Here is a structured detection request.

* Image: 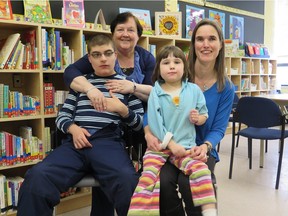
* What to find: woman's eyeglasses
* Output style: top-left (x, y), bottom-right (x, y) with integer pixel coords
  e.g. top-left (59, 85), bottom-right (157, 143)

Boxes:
top-left (90, 51), bottom-right (114, 59)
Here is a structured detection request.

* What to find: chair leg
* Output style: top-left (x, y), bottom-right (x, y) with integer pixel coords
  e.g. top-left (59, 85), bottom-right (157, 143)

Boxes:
top-left (275, 139), bottom-right (285, 189)
top-left (236, 123), bottom-right (242, 147)
top-left (248, 138), bottom-right (252, 169)
top-left (265, 140), bottom-right (268, 153)
top-left (229, 122), bottom-right (237, 179)
top-left (217, 142), bottom-right (220, 152)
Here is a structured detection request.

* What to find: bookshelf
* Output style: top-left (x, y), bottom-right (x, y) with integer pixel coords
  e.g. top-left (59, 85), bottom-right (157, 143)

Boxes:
top-left (0, 18), bottom-right (277, 215)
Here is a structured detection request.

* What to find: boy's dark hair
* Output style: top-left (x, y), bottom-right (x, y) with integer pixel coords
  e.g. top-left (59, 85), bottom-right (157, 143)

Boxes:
top-left (110, 12), bottom-right (143, 38)
top-left (152, 46), bottom-right (192, 83)
top-left (87, 34), bottom-right (114, 53)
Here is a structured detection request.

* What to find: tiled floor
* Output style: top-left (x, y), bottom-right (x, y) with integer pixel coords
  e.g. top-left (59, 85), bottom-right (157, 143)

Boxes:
top-left (58, 133), bottom-right (288, 216)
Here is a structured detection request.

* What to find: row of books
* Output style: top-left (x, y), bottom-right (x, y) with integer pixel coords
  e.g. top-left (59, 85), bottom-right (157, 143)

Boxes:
top-left (0, 83), bottom-right (40, 118)
top-left (42, 28), bottom-right (75, 70)
top-left (0, 174), bottom-right (23, 212)
top-left (0, 30), bottom-right (38, 70)
top-left (44, 82), bottom-right (68, 114)
top-left (0, 127), bottom-right (45, 167)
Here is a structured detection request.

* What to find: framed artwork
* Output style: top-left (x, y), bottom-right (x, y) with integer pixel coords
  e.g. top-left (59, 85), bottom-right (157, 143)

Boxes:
top-left (185, 5), bottom-right (204, 39)
top-left (119, 8), bottom-right (152, 35)
top-left (0, 0), bottom-right (13, 20)
top-left (155, 11), bottom-right (182, 38)
top-left (209, 9), bottom-right (225, 38)
top-left (229, 15), bottom-right (244, 48)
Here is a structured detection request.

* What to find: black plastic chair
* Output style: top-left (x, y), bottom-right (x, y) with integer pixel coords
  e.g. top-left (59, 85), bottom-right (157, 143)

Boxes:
top-left (229, 96), bottom-right (288, 189)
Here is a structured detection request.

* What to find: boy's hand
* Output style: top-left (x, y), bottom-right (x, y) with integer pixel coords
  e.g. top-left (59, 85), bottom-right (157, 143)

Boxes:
top-left (106, 90), bottom-right (129, 117)
top-left (68, 124), bottom-right (92, 149)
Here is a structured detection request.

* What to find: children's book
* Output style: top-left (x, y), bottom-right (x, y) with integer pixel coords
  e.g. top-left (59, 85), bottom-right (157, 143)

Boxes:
top-left (0, 0), bottom-right (13, 20)
top-left (23, 0), bottom-right (52, 24)
top-left (185, 5), bottom-right (204, 39)
top-left (63, 0), bottom-right (85, 28)
top-left (119, 8), bottom-right (153, 35)
top-left (155, 11), bottom-right (182, 38)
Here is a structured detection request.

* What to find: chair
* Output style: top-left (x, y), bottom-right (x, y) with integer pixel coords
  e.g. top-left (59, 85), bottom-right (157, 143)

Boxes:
top-left (217, 93), bottom-right (240, 152)
top-left (228, 96), bottom-right (288, 189)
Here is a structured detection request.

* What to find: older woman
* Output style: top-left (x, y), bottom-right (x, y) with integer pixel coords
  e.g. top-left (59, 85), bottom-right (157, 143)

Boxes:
top-left (63, 12), bottom-right (155, 216)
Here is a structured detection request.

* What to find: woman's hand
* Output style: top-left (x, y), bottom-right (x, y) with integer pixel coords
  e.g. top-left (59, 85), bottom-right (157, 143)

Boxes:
top-left (190, 145), bottom-right (208, 162)
top-left (106, 79), bottom-right (134, 94)
top-left (87, 87), bottom-right (107, 112)
top-left (68, 124), bottom-right (92, 149)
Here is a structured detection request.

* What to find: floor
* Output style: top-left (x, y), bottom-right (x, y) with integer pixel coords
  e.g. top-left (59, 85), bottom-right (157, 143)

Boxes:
top-left (58, 133), bottom-right (288, 216)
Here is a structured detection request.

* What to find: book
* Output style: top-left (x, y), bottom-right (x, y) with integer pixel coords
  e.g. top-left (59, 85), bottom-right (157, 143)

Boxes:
top-left (0, 33), bottom-right (21, 69)
top-left (119, 8), bottom-right (153, 35)
top-left (23, 0), bottom-right (52, 24)
top-left (0, 0), bottom-right (13, 20)
top-left (63, 0), bottom-right (85, 28)
top-left (155, 11), bottom-right (182, 38)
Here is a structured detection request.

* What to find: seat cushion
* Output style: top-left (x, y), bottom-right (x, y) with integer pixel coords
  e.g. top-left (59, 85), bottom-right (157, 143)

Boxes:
top-left (238, 127), bottom-right (288, 140)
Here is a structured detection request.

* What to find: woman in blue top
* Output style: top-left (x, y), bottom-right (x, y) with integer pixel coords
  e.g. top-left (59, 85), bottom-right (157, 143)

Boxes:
top-left (64, 12), bottom-right (155, 216)
top-left (144, 19), bottom-right (235, 215)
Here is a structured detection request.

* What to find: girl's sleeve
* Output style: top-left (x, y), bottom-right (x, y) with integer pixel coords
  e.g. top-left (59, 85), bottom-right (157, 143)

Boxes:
top-left (147, 89), bottom-right (168, 142)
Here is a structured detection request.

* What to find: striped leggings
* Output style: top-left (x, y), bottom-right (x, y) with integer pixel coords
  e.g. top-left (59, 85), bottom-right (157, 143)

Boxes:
top-left (128, 149), bottom-right (216, 216)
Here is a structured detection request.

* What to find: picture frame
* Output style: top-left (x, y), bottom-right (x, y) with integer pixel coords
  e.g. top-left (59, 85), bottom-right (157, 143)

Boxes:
top-left (119, 8), bottom-right (153, 35)
top-left (0, 0), bottom-right (13, 20)
top-left (155, 11), bottom-right (182, 38)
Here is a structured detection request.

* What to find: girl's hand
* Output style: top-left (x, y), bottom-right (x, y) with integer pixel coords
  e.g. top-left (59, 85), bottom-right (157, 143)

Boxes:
top-left (106, 79), bottom-right (134, 94)
top-left (168, 142), bottom-right (187, 157)
top-left (87, 87), bottom-right (107, 112)
top-left (189, 109), bottom-right (199, 124)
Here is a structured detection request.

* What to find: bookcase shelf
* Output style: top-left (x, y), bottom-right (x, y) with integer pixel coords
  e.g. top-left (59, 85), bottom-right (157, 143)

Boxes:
top-left (0, 19), bottom-right (277, 214)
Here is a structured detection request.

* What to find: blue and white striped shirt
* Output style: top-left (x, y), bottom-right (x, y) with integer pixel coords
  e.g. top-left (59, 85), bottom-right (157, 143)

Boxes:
top-left (56, 73), bottom-right (144, 134)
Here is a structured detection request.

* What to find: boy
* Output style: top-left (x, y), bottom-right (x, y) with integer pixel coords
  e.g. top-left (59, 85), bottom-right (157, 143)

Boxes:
top-left (17, 34), bottom-right (144, 216)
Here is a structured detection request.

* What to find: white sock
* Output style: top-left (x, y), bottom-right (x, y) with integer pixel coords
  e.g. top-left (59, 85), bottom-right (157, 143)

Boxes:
top-left (202, 208), bottom-right (217, 216)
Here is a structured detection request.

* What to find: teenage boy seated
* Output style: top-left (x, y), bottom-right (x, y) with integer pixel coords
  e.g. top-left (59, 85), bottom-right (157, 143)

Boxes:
top-left (17, 34), bottom-right (144, 216)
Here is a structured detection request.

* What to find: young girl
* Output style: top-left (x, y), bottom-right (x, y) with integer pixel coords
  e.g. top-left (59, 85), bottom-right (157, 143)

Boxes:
top-left (128, 46), bottom-right (217, 216)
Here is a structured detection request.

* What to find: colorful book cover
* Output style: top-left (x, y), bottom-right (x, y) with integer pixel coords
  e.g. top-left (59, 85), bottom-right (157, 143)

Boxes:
top-left (119, 8), bottom-right (152, 35)
top-left (155, 11), bottom-right (182, 38)
top-left (23, 0), bottom-right (52, 24)
top-left (229, 15), bottom-right (244, 48)
top-left (0, 0), bottom-right (13, 20)
top-left (185, 5), bottom-right (204, 39)
top-left (209, 9), bottom-right (225, 38)
top-left (63, 0), bottom-right (85, 28)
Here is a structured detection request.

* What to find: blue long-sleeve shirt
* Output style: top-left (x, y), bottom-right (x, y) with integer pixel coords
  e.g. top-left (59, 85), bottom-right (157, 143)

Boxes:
top-left (56, 73), bottom-right (144, 134)
top-left (196, 79), bottom-right (234, 162)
